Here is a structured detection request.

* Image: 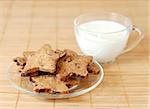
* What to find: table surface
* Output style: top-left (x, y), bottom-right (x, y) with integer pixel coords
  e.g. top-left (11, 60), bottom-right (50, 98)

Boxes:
top-left (0, 0), bottom-right (149, 109)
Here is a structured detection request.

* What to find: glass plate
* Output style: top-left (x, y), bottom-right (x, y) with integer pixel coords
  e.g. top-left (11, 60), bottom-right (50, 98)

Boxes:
top-left (7, 61), bottom-right (104, 99)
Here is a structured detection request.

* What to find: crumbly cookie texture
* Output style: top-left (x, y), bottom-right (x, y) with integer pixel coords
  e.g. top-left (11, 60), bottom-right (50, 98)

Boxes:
top-left (23, 51), bottom-right (35, 60)
top-left (23, 44), bottom-right (65, 76)
top-left (87, 63), bottom-right (100, 74)
top-left (30, 75), bottom-right (69, 94)
top-left (13, 57), bottom-right (26, 66)
top-left (65, 78), bottom-right (79, 88)
top-left (56, 49), bottom-right (93, 81)
top-left (21, 68), bottom-right (42, 77)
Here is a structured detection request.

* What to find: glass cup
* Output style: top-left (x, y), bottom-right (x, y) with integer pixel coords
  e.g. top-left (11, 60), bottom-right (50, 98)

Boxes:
top-left (74, 12), bottom-right (144, 63)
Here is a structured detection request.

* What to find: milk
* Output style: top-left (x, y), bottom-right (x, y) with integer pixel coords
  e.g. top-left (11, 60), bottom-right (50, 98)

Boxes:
top-left (75, 20), bottom-right (130, 63)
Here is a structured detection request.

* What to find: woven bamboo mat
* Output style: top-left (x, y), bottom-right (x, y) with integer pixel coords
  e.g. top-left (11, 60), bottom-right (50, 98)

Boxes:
top-left (0, 0), bottom-right (149, 109)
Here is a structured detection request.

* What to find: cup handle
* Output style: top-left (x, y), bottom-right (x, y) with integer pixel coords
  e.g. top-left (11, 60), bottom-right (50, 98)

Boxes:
top-left (121, 25), bottom-right (144, 55)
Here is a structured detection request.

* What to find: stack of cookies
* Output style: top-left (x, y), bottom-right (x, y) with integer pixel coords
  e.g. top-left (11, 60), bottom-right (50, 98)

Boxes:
top-left (13, 44), bottom-right (100, 94)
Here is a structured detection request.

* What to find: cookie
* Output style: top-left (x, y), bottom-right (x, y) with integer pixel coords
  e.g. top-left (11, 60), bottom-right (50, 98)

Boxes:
top-left (30, 75), bottom-right (69, 94)
top-left (23, 44), bottom-right (65, 76)
top-left (87, 63), bottom-right (100, 74)
top-left (56, 49), bottom-right (93, 81)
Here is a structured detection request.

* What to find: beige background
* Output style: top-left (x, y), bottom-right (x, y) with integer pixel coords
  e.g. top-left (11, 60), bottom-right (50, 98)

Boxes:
top-left (0, 0), bottom-right (149, 109)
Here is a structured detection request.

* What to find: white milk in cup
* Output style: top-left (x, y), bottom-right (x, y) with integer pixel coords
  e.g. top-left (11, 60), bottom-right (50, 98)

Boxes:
top-left (74, 13), bottom-right (144, 63)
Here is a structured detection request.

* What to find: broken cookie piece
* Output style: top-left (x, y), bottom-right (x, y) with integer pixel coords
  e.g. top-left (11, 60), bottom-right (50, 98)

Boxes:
top-left (56, 49), bottom-right (93, 81)
top-left (87, 63), bottom-right (100, 74)
top-left (23, 44), bottom-right (65, 76)
top-left (30, 75), bottom-right (69, 94)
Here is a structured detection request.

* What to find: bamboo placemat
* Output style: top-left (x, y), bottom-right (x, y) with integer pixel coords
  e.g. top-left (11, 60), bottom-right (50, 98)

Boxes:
top-left (0, 0), bottom-right (149, 109)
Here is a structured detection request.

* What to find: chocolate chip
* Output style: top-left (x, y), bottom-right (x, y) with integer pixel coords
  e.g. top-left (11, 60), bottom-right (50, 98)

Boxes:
top-left (23, 63), bottom-right (26, 66)
top-left (13, 59), bottom-right (17, 62)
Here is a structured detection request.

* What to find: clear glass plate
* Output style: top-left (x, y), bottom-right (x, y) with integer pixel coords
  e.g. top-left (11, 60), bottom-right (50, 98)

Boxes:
top-left (7, 61), bottom-right (104, 99)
